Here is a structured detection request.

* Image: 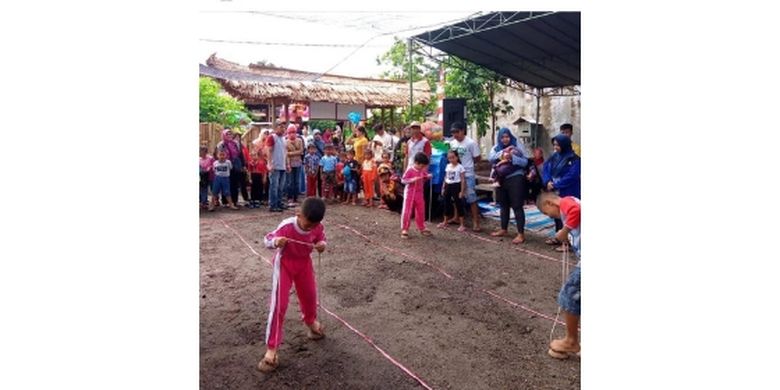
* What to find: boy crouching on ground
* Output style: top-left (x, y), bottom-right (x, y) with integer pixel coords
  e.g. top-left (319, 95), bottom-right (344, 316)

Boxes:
top-left (537, 191), bottom-right (581, 359)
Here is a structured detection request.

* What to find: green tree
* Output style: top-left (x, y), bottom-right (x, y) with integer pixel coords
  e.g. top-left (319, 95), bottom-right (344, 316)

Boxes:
top-left (442, 57), bottom-right (512, 139)
top-left (375, 38), bottom-right (438, 123)
top-left (199, 77), bottom-right (251, 129)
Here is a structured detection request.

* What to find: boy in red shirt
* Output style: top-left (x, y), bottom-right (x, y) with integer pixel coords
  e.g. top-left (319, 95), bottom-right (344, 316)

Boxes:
top-left (537, 191), bottom-right (581, 359)
top-left (258, 197), bottom-right (327, 373)
top-left (248, 152), bottom-right (268, 208)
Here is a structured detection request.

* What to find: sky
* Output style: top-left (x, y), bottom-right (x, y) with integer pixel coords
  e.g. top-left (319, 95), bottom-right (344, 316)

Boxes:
top-left (198, 7), bottom-right (478, 78)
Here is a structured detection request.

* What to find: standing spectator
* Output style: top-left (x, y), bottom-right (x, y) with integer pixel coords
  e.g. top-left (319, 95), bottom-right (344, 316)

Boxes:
top-left (559, 123), bottom-right (581, 157)
top-left (488, 128), bottom-right (530, 245)
top-left (322, 127), bottom-right (333, 144)
top-left (303, 144), bottom-right (321, 197)
top-left (215, 128), bottom-right (249, 207)
top-left (285, 124), bottom-right (304, 207)
top-left (392, 126), bottom-right (412, 175)
top-left (438, 150), bottom-right (467, 231)
top-left (542, 134), bottom-right (581, 251)
top-left (346, 126), bottom-right (369, 195)
top-left (199, 145), bottom-right (214, 209)
top-left (265, 123), bottom-right (290, 212)
top-left (372, 124), bottom-right (396, 162)
top-left (361, 149), bottom-right (378, 207)
top-left (404, 121), bottom-right (431, 172)
top-left (319, 144), bottom-right (338, 202)
top-left (248, 151), bottom-right (268, 208)
top-left (447, 122), bottom-right (482, 232)
top-left (400, 152), bottom-right (433, 238)
top-left (208, 150), bottom-right (239, 211)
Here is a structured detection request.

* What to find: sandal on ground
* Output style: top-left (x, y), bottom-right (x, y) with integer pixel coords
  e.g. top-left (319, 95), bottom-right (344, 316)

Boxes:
top-left (229, 205), bottom-right (239, 210)
top-left (490, 230), bottom-right (507, 237)
top-left (457, 226), bottom-right (467, 232)
top-left (257, 355), bottom-right (279, 373)
top-left (545, 238), bottom-right (562, 246)
top-left (512, 234), bottom-right (526, 244)
top-left (306, 323), bottom-right (325, 340)
top-left (554, 244), bottom-right (570, 252)
top-left (437, 222), bottom-right (448, 229)
top-left (401, 231), bottom-right (409, 239)
top-left (471, 227), bottom-right (482, 233)
top-left (548, 339), bottom-right (580, 360)
top-left (421, 230), bottom-right (433, 237)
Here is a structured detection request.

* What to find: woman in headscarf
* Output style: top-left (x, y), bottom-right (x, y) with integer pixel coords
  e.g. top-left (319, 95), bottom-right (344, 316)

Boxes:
top-left (215, 128), bottom-right (249, 207)
top-left (488, 127), bottom-right (530, 244)
top-left (542, 134), bottom-right (581, 251)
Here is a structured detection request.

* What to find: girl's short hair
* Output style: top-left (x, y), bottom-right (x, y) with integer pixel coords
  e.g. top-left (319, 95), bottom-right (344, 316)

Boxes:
top-left (447, 149), bottom-right (461, 163)
top-left (413, 152), bottom-right (429, 165)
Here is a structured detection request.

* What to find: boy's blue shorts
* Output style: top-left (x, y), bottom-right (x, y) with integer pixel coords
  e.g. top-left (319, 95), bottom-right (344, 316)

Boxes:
top-left (212, 176), bottom-right (231, 198)
top-left (557, 266), bottom-right (581, 315)
top-left (344, 179), bottom-right (357, 194)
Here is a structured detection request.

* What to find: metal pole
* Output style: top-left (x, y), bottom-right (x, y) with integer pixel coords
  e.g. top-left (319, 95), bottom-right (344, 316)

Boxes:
top-left (535, 88), bottom-right (542, 148)
top-left (490, 82), bottom-right (495, 144)
top-left (408, 38), bottom-right (414, 121)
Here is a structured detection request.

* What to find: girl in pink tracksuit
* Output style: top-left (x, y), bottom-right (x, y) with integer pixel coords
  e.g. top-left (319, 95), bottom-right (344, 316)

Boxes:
top-left (400, 152), bottom-right (433, 238)
top-left (257, 198), bottom-right (327, 373)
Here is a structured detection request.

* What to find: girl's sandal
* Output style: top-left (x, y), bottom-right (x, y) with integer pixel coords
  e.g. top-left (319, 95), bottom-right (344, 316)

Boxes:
top-left (421, 230), bottom-right (433, 237)
top-left (512, 234), bottom-right (526, 245)
top-left (548, 348), bottom-right (581, 360)
top-left (545, 238), bottom-right (561, 246)
top-left (257, 355), bottom-right (279, 373)
top-left (401, 231), bottom-right (409, 239)
top-left (437, 222), bottom-right (448, 229)
top-left (457, 226), bottom-right (467, 232)
top-left (306, 323), bottom-right (326, 340)
top-left (554, 244), bottom-right (570, 252)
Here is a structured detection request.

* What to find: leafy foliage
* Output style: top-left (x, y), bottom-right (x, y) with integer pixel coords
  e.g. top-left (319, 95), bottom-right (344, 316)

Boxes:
top-left (308, 120), bottom-right (337, 132)
top-left (375, 38), bottom-right (438, 123)
top-left (442, 57), bottom-right (512, 139)
top-left (199, 77), bottom-right (250, 128)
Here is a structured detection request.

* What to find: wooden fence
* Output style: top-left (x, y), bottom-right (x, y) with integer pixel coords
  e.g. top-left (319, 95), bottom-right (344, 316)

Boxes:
top-left (199, 123), bottom-right (268, 153)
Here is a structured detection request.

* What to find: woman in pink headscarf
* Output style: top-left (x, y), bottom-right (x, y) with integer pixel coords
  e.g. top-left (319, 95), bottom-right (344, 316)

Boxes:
top-left (214, 127), bottom-right (249, 206)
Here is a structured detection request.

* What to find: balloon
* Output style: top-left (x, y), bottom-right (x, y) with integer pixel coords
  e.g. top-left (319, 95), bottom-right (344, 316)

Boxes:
top-left (347, 111), bottom-right (362, 125)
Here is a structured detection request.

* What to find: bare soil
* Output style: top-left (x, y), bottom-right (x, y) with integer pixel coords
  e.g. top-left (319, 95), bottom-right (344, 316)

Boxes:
top-left (200, 202), bottom-right (580, 389)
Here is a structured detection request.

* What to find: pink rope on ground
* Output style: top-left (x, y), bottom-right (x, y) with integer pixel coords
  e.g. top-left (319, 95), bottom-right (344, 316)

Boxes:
top-left (336, 223), bottom-right (453, 279)
top-left (219, 219), bottom-right (434, 390)
top-left (464, 231), bottom-right (576, 266)
top-left (335, 221), bottom-right (573, 329)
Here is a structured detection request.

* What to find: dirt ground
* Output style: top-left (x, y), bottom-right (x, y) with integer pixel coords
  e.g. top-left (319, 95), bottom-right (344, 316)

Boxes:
top-left (200, 202), bottom-right (580, 389)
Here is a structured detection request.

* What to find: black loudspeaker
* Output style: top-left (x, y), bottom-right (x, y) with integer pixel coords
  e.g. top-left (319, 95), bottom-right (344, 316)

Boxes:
top-left (442, 98), bottom-right (466, 138)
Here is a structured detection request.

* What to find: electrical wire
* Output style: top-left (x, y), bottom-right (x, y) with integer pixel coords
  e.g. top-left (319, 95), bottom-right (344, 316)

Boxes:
top-left (199, 38), bottom-right (385, 48)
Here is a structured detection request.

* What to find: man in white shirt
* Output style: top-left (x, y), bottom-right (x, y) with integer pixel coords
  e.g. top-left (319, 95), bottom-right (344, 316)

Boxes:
top-left (447, 122), bottom-right (482, 232)
top-left (371, 124), bottom-right (396, 162)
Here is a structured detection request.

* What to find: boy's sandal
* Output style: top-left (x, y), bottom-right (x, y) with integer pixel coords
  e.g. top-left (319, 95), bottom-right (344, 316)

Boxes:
top-left (307, 323), bottom-right (326, 340)
top-left (490, 230), bottom-right (507, 237)
top-left (436, 222), bottom-right (448, 229)
top-left (554, 245), bottom-right (570, 252)
top-left (512, 235), bottom-right (526, 245)
top-left (545, 238), bottom-right (562, 246)
top-left (400, 231), bottom-right (409, 239)
top-left (457, 226), bottom-right (467, 232)
top-left (421, 230), bottom-right (433, 237)
top-left (547, 348), bottom-right (581, 360)
top-left (257, 355), bottom-right (279, 373)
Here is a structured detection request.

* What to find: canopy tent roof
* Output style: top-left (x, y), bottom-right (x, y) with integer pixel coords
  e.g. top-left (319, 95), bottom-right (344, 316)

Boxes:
top-left (200, 54), bottom-right (431, 107)
top-left (412, 11), bottom-right (580, 89)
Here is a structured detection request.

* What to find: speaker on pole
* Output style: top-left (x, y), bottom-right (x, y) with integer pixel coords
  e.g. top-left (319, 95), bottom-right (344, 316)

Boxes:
top-left (442, 98), bottom-right (466, 138)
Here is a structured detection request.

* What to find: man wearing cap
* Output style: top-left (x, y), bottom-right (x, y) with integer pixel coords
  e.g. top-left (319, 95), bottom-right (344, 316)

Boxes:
top-left (404, 121), bottom-right (431, 172)
top-left (447, 122), bottom-right (483, 232)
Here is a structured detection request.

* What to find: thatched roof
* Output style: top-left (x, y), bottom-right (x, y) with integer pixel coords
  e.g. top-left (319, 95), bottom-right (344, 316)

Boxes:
top-left (200, 54), bottom-right (431, 107)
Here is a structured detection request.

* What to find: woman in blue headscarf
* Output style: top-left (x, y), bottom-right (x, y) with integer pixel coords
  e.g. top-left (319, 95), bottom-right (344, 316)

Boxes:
top-left (542, 134), bottom-right (581, 250)
top-left (488, 127), bottom-right (530, 244)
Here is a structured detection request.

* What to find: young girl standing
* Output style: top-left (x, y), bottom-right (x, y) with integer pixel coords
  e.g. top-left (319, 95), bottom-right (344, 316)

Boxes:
top-left (400, 152), bottom-right (433, 238)
top-left (438, 150), bottom-right (467, 231)
top-left (361, 149), bottom-right (378, 207)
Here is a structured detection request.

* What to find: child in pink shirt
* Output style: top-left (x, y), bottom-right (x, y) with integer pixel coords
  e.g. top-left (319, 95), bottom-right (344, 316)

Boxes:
top-left (258, 197), bottom-right (327, 373)
top-left (400, 152), bottom-right (433, 238)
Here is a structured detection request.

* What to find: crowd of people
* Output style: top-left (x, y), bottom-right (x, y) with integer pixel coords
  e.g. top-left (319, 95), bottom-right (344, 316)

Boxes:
top-left (200, 119), bottom-right (582, 366)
